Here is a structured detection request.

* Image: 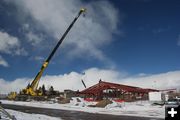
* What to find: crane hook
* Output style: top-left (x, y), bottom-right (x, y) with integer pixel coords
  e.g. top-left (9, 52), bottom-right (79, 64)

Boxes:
top-left (80, 8), bottom-right (86, 17)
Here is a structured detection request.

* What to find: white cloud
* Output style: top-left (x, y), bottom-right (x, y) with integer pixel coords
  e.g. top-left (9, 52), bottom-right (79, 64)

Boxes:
top-left (121, 71), bottom-right (180, 90)
top-left (1, 67), bottom-right (180, 94)
top-left (10, 0), bottom-right (120, 64)
top-left (39, 67), bottom-right (123, 91)
top-left (34, 56), bottom-right (44, 62)
top-left (26, 31), bottom-right (43, 46)
top-left (0, 31), bottom-right (27, 56)
top-left (21, 23), bottom-right (44, 46)
top-left (0, 78), bottom-right (30, 94)
top-left (39, 69), bottom-right (180, 92)
top-left (0, 55), bottom-right (9, 67)
top-left (22, 23), bottom-right (30, 30)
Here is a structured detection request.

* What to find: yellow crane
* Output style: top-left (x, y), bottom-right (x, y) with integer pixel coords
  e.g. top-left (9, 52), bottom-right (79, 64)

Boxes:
top-left (8, 8), bottom-right (86, 101)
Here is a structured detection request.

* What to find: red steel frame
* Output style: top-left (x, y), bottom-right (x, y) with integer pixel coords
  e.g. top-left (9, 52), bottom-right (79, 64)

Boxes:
top-left (79, 81), bottom-right (159, 96)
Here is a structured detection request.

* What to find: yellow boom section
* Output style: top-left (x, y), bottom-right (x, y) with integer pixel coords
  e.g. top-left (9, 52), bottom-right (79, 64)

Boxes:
top-left (30, 61), bottom-right (48, 91)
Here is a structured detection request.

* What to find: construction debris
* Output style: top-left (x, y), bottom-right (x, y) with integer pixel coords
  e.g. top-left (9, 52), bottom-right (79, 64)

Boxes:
top-left (95, 99), bottom-right (113, 108)
top-left (57, 97), bottom-right (71, 104)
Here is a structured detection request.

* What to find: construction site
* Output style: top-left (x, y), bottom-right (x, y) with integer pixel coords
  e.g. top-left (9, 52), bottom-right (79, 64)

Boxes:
top-left (0, 7), bottom-right (173, 104)
top-left (0, 1), bottom-right (180, 120)
top-left (0, 8), bottom-right (153, 102)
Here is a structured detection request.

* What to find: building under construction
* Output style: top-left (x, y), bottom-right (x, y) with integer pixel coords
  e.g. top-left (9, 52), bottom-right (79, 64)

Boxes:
top-left (79, 80), bottom-right (158, 102)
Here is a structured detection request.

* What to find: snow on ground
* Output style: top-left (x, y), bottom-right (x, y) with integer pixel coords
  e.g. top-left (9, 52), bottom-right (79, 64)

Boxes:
top-left (1, 98), bottom-right (165, 118)
top-left (1, 109), bottom-right (62, 120)
top-left (104, 101), bottom-right (164, 118)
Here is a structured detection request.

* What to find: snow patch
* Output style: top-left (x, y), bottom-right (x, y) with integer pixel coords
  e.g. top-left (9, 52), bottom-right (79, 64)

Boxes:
top-left (1, 99), bottom-right (165, 118)
top-left (2, 109), bottom-right (62, 120)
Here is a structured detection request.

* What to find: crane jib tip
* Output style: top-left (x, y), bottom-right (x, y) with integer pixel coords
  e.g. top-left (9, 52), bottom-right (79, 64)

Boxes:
top-left (80, 8), bottom-right (86, 13)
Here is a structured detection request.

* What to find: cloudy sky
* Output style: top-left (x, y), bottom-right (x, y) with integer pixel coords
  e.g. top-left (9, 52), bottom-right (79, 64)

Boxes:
top-left (0, 0), bottom-right (180, 93)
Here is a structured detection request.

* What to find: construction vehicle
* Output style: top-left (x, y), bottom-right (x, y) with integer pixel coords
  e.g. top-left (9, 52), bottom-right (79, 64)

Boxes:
top-left (7, 92), bottom-right (17, 100)
top-left (8, 8), bottom-right (86, 101)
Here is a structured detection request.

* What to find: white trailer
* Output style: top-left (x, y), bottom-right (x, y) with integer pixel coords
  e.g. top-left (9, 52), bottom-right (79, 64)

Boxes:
top-left (149, 92), bottom-right (162, 102)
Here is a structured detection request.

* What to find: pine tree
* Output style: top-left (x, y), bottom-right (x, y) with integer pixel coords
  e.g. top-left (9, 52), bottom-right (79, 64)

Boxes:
top-left (42, 84), bottom-right (46, 95)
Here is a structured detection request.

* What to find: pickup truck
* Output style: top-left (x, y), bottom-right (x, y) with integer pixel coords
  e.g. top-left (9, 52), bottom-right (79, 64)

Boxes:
top-left (165, 98), bottom-right (180, 119)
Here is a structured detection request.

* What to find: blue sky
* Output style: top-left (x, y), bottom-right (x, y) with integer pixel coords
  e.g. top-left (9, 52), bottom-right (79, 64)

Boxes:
top-left (0, 0), bottom-right (180, 93)
top-left (110, 0), bottom-right (180, 73)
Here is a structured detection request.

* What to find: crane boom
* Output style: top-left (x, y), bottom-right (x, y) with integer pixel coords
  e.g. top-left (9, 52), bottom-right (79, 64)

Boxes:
top-left (29, 8), bottom-right (86, 91)
top-left (81, 79), bottom-right (87, 88)
top-left (7, 8), bottom-right (86, 100)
